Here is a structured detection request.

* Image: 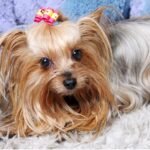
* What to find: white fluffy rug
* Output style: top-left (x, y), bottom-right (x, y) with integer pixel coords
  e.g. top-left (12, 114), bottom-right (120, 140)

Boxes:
top-left (1, 105), bottom-right (150, 149)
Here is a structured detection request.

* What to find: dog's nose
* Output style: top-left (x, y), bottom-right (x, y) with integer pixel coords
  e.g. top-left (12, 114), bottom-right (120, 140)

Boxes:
top-left (63, 78), bottom-right (77, 90)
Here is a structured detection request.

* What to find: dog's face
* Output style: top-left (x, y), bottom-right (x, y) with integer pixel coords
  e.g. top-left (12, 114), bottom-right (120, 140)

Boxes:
top-left (27, 22), bottom-right (87, 96)
top-left (0, 8), bottom-right (114, 136)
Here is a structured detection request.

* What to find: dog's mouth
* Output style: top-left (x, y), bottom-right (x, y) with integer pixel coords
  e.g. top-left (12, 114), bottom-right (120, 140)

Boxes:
top-left (64, 95), bottom-right (80, 112)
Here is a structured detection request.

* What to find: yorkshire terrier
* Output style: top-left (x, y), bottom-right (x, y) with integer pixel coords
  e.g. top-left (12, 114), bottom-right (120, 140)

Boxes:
top-left (0, 7), bottom-right (149, 137)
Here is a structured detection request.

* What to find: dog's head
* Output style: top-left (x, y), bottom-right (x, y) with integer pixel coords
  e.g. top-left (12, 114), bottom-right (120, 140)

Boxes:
top-left (0, 8), bottom-right (114, 136)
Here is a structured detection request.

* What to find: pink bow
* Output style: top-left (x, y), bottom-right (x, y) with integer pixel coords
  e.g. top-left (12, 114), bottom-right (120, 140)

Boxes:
top-left (34, 8), bottom-right (59, 25)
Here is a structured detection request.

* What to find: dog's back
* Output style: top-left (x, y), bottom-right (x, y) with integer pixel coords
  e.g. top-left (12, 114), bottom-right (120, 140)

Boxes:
top-left (108, 18), bottom-right (150, 112)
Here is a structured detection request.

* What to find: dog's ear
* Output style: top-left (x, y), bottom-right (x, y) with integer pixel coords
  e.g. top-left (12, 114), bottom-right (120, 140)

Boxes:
top-left (87, 7), bottom-right (107, 22)
top-left (0, 30), bottom-right (27, 53)
top-left (0, 30), bottom-right (27, 74)
top-left (0, 30), bottom-right (26, 49)
top-left (78, 7), bottom-right (112, 68)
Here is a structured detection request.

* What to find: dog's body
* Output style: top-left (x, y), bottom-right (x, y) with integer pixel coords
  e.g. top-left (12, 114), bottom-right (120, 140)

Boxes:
top-left (0, 8), bottom-right (149, 136)
top-left (109, 18), bottom-right (150, 112)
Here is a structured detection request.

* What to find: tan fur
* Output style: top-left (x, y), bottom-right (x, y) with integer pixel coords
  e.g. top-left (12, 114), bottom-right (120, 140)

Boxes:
top-left (0, 8), bottom-right (114, 136)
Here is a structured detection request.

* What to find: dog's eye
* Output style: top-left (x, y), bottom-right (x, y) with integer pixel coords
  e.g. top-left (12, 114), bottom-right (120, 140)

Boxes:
top-left (40, 57), bottom-right (53, 68)
top-left (72, 49), bottom-right (82, 61)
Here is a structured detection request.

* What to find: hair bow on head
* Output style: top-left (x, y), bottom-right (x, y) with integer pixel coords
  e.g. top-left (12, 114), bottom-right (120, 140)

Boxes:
top-left (34, 8), bottom-right (59, 25)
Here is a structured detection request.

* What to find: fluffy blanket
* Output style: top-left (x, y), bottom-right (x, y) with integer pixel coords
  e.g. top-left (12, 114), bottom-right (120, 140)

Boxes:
top-left (0, 105), bottom-right (150, 149)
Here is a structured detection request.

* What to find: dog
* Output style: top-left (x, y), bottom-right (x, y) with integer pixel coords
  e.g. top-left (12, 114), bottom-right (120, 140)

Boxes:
top-left (0, 7), bottom-right (149, 137)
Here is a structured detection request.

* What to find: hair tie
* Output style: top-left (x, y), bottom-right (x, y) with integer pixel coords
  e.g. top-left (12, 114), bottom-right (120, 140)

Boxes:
top-left (34, 8), bottom-right (59, 25)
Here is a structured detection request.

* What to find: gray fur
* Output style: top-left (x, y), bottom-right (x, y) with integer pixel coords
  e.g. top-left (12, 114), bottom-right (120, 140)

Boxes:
top-left (109, 18), bottom-right (150, 112)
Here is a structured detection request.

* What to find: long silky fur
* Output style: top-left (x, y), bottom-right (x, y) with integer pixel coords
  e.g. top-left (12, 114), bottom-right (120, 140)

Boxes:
top-left (0, 7), bottom-right (149, 137)
top-left (0, 8), bottom-right (114, 136)
top-left (109, 18), bottom-right (150, 112)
